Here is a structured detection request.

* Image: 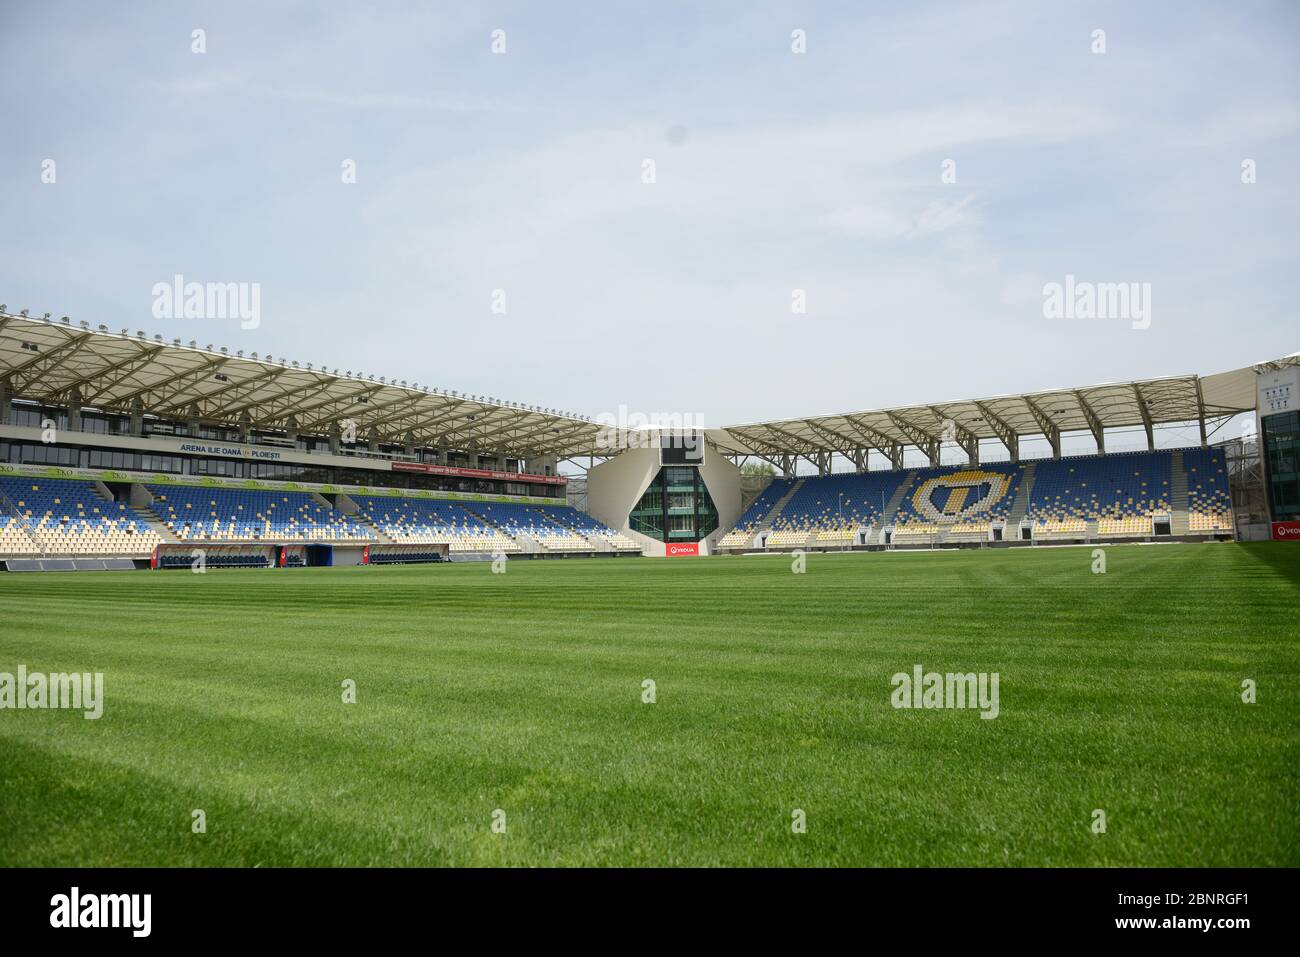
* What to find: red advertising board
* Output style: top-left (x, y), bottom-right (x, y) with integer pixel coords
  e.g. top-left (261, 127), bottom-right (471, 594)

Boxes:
top-left (391, 461), bottom-right (566, 485)
top-left (665, 542), bottom-right (699, 556)
top-left (1270, 521), bottom-right (1300, 541)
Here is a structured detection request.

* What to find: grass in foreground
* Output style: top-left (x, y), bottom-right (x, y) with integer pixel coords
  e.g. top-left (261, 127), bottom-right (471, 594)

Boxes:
top-left (1, 542), bottom-right (1297, 867)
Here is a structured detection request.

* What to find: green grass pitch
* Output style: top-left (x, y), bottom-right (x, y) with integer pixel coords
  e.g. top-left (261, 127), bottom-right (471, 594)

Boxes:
top-left (1, 542), bottom-right (1296, 867)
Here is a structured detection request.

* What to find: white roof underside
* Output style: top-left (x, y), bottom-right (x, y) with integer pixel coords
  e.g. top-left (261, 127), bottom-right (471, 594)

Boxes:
top-left (0, 313), bottom-right (609, 458)
top-left (707, 357), bottom-right (1293, 458)
top-left (0, 311), bottom-right (1291, 460)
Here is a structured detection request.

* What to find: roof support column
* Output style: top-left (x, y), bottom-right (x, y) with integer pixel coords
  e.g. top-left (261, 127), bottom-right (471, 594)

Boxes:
top-left (1024, 397), bottom-right (1061, 459)
top-left (973, 401), bottom-right (1019, 462)
top-left (129, 398), bottom-right (144, 436)
top-left (66, 387), bottom-right (83, 432)
top-left (1194, 378), bottom-right (1208, 448)
top-left (1075, 391), bottom-right (1105, 455)
top-left (1133, 385), bottom-right (1155, 450)
top-left (886, 412), bottom-right (941, 468)
top-left (0, 377), bottom-right (11, 425)
top-left (931, 406), bottom-right (979, 466)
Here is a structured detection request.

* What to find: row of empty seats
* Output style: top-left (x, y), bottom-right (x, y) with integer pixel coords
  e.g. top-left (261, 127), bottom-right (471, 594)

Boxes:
top-left (771, 472), bottom-right (908, 534)
top-left (528, 504), bottom-right (641, 551)
top-left (721, 448), bottom-right (1235, 547)
top-left (144, 485), bottom-right (371, 541)
top-left (893, 464), bottom-right (1024, 543)
top-left (0, 478), bottom-right (635, 558)
top-left (348, 496), bottom-right (521, 552)
top-left (157, 549), bottom-right (269, 569)
top-left (1026, 451), bottom-right (1172, 539)
top-left (352, 497), bottom-right (640, 553)
top-left (366, 548), bottom-right (445, 564)
top-left (1184, 448), bottom-right (1234, 532)
top-left (0, 478), bottom-right (161, 555)
top-left (717, 478), bottom-right (796, 547)
top-left (475, 502), bottom-right (594, 551)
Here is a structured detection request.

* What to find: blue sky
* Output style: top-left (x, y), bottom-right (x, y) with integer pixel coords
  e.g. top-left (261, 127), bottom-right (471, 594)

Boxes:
top-left (1, 1), bottom-right (1296, 430)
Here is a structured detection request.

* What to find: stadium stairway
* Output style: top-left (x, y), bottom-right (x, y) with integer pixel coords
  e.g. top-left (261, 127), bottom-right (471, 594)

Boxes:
top-left (510, 531), bottom-right (546, 554)
top-left (880, 471), bottom-right (918, 527)
top-left (525, 506), bottom-right (613, 552)
top-left (758, 479), bottom-right (805, 531)
top-left (130, 504), bottom-right (178, 544)
top-left (1003, 461), bottom-right (1037, 531)
top-left (458, 504), bottom-right (538, 551)
top-left (1170, 450), bottom-right (1190, 535)
top-left (0, 487), bottom-right (45, 555)
top-left (332, 494), bottom-right (394, 543)
top-left (119, 485), bottom-right (177, 544)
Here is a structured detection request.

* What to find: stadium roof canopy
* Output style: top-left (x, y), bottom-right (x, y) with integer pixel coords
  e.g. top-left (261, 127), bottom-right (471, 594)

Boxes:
top-left (707, 357), bottom-right (1289, 463)
top-left (0, 309), bottom-right (1290, 464)
top-left (0, 312), bottom-right (614, 459)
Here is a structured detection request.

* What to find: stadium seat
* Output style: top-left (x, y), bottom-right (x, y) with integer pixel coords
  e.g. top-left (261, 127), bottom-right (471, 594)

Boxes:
top-left (720, 478), bottom-right (794, 547)
top-left (0, 477), bottom-right (160, 556)
top-left (348, 496), bottom-right (520, 552)
top-left (1027, 451), bottom-right (1171, 540)
top-left (767, 472), bottom-right (909, 540)
top-left (1183, 448), bottom-right (1234, 533)
top-left (714, 448), bottom-right (1230, 549)
top-left (892, 463), bottom-right (1022, 540)
top-left (143, 485), bottom-right (373, 543)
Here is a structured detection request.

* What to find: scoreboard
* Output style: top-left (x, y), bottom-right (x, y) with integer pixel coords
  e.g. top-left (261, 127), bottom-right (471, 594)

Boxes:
top-left (660, 431), bottom-right (705, 466)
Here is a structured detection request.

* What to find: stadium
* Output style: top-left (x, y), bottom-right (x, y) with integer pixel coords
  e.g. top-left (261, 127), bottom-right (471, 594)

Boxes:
top-left (1, 4), bottom-right (1298, 902)
top-left (0, 311), bottom-right (1294, 566)
top-left (0, 307), bottom-right (1296, 869)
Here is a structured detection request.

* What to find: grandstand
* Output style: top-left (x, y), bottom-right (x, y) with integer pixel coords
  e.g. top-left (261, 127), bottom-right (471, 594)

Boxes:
top-left (0, 309), bottom-right (1294, 568)
top-left (0, 470), bottom-right (642, 565)
top-left (885, 464), bottom-right (1017, 544)
top-left (1183, 447), bottom-right (1235, 533)
top-left (767, 471), bottom-right (909, 548)
top-left (145, 485), bottom-right (372, 542)
top-left (523, 504), bottom-right (641, 552)
top-left (350, 496), bottom-right (521, 554)
top-left (716, 477), bottom-right (794, 549)
top-left (0, 476), bottom-right (160, 556)
top-left (713, 449), bottom-right (1234, 550)
top-left (1026, 451), bottom-right (1171, 540)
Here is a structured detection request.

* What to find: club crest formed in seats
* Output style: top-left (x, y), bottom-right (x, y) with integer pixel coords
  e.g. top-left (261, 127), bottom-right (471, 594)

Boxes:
top-left (909, 469), bottom-right (1014, 524)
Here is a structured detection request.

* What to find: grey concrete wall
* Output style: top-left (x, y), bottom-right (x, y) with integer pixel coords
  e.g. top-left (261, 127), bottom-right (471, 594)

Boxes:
top-left (586, 446), bottom-right (659, 538)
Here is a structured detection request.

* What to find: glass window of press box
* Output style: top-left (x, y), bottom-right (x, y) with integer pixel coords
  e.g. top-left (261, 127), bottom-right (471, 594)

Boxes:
top-left (1262, 411), bottom-right (1300, 521)
top-left (628, 466), bottom-right (719, 541)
